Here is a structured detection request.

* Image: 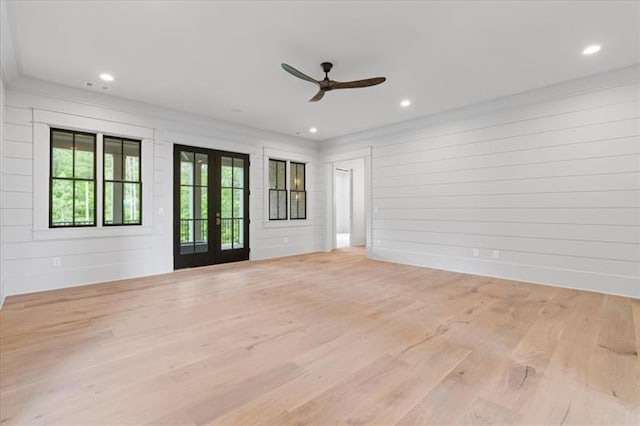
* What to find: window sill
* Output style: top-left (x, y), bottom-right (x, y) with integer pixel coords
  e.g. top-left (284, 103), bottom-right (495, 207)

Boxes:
top-left (32, 225), bottom-right (154, 241)
top-left (263, 220), bottom-right (312, 229)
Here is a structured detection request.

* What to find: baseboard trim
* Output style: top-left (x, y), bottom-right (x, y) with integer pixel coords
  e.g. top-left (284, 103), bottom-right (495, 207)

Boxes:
top-left (370, 247), bottom-right (639, 299)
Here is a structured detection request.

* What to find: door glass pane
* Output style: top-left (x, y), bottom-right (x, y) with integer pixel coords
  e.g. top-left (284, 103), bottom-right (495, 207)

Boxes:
top-left (195, 153), bottom-right (208, 186)
top-left (194, 219), bottom-right (208, 253)
top-left (180, 152), bottom-right (194, 185)
top-left (233, 219), bottom-right (244, 249)
top-left (221, 188), bottom-right (232, 218)
top-left (221, 156), bottom-right (233, 187)
top-left (220, 218), bottom-right (232, 249)
top-left (233, 158), bottom-right (244, 188)
top-left (233, 189), bottom-right (243, 218)
top-left (181, 186), bottom-right (193, 219)
top-left (180, 219), bottom-right (194, 254)
top-left (196, 187), bottom-right (207, 219)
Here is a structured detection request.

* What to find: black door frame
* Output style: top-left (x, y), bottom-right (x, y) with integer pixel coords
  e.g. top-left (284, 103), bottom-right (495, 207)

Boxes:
top-left (173, 144), bottom-right (250, 269)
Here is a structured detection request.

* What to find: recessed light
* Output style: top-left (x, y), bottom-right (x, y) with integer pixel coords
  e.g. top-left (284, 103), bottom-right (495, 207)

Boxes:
top-left (99, 73), bottom-right (114, 82)
top-left (582, 45), bottom-right (601, 55)
top-left (400, 99), bottom-right (411, 107)
top-left (309, 127), bottom-right (318, 133)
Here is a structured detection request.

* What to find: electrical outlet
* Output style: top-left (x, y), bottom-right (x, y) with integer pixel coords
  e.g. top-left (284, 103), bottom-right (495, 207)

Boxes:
top-left (375, 239), bottom-right (382, 247)
top-left (53, 257), bottom-right (62, 267)
top-left (473, 248), bottom-right (479, 257)
top-left (493, 250), bottom-right (500, 259)
top-left (158, 207), bottom-right (165, 216)
top-left (374, 207), bottom-right (379, 214)
top-left (283, 237), bottom-right (289, 243)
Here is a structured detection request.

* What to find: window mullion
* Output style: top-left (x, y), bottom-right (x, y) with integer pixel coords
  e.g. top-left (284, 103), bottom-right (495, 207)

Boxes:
top-left (71, 133), bottom-right (76, 226)
top-left (120, 139), bottom-right (125, 225)
top-left (97, 133), bottom-right (103, 228)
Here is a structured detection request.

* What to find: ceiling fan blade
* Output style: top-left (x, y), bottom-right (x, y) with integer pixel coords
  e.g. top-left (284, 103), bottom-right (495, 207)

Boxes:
top-left (329, 77), bottom-right (386, 90)
top-left (308, 89), bottom-right (325, 102)
top-left (281, 63), bottom-right (320, 85)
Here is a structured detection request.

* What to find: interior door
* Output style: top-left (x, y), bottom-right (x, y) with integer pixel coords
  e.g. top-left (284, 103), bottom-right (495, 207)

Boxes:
top-left (173, 145), bottom-right (249, 269)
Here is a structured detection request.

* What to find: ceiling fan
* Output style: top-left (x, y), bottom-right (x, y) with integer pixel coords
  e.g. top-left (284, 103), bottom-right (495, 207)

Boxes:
top-left (281, 62), bottom-right (386, 102)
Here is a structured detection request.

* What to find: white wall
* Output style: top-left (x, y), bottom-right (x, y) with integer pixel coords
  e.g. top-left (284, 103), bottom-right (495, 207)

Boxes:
top-left (1, 65), bottom-right (637, 300)
top-left (321, 65), bottom-right (640, 298)
top-left (0, 71), bottom-right (6, 308)
top-left (0, 77), bottom-right (325, 297)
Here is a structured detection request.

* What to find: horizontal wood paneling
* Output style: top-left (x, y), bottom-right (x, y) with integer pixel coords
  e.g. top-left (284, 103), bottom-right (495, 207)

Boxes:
top-left (373, 219), bottom-right (639, 243)
top-left (376, 155), bottom-right (640, 191)
top-left (1, 80), bottom-right (324, 296)
top-left (373, 100), bottom-right (639, 160)
top-left (374, 173), bottom-right (639, 198)
top-left (373, 206), bottom-right (640, 226)
top-left (373, 239), bottom-right (638, 277)
top-left (374, 191), bottom-right (639, 209)
top-left (372, 229), bottom-right (638, 261)
top-left (2, 140), bottom-right (32, 159)
top-left (375, 136), bottom-right (639, 171)
top-left (324, 66), bottom-right (640, 298)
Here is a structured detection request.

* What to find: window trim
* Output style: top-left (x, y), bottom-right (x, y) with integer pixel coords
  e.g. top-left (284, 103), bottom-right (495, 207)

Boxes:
top-left (49, 128), bottom-right (97, 228)
top-left (103, 136), bottom-right (143, 226)
top-left (263, 148), bottom-right (312, 227)
top-left (33, 108), bottom-right (154, 240)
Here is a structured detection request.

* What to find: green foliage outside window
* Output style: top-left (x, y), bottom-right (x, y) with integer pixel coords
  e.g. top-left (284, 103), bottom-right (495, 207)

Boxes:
top-left (179, 155), bottom-right (243, 249)
top-left (50, 130), bottom-right (96, 227)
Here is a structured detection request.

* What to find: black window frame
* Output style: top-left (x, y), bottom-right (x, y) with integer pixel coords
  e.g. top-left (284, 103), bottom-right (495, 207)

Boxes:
top-left (103, 136), bottom-right (143, 226)
top-left (290, 161), bottom-right (307, 220)
top-left (268, 158), bottom-right (287, 220)
top-left (49, 128), bottom-right (97, 228)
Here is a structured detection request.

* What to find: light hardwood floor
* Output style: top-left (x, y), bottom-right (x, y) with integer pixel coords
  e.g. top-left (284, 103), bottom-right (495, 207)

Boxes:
top-left (1, 248), bottom-right (638, 425)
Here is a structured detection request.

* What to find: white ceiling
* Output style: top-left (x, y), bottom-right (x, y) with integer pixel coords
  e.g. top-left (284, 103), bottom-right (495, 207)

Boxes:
top-left (5, 1), bottom-right (640, 140)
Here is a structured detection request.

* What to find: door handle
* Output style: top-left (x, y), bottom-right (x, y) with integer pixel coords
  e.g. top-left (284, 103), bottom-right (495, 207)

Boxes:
top-left (216, 212), bottom-right (221, 226)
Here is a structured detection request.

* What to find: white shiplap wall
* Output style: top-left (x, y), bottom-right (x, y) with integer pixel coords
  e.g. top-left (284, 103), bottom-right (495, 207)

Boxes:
top-left (0, 77), bottom-right (325, 297)
top-left (322, 65), bottom-right (640, 298)
top-left (0, 71), bottom-right (6, 307)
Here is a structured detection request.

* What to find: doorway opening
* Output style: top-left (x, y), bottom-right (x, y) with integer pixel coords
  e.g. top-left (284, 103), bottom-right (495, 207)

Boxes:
top-left (333, 158), bottom-right (366, 249)
top-left (173, 144), bottom-right (249, 269)
top-left (335, 168), bottom-right (351, 248)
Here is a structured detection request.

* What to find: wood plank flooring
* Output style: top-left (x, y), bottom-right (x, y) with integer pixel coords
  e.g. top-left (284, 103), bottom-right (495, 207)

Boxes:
top-left (1, 248), bottom-right (638, 425)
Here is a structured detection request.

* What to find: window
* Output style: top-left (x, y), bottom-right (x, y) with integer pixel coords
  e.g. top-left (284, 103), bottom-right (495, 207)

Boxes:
top-left (268, 159), bottom-right (287, 220)
top-left (104, 137), bottom-right (142, 225)
top-left (290, 162), bottom-right (306, 220)
top-left (49, 129), bottom-right (96, 227)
